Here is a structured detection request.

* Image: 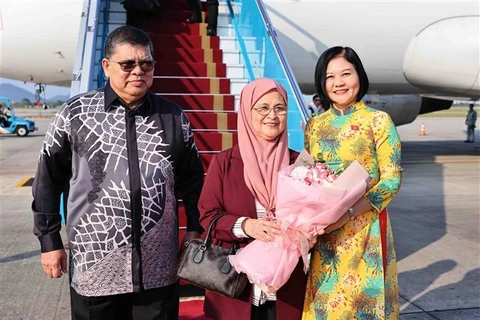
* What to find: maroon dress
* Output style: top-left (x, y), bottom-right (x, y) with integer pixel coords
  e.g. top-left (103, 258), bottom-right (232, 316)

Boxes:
top-left (198, 145), bottom-right (306, 320)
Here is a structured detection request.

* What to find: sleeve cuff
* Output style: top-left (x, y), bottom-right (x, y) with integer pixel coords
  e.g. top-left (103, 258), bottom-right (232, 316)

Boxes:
top-left (232, 217), bottom-right (249, 239)
top-left (38, 232), bottom-right (64, 253)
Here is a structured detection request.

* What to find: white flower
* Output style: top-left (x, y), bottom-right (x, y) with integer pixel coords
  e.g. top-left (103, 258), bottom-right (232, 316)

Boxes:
top-left (290, 166), bottom-right (310, 181)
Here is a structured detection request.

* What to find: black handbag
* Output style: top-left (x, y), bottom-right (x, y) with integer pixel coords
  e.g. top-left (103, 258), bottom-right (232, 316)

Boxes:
top-left (177, 215), bottom-right (249, 298)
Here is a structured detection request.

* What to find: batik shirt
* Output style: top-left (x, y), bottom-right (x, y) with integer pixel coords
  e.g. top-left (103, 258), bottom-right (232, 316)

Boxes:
top-left (32, 82), bottom-right (204, 297)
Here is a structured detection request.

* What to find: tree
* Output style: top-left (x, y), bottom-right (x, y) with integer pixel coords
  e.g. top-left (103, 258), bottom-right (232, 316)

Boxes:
top-left (21, 98), bottom-right (32, 106)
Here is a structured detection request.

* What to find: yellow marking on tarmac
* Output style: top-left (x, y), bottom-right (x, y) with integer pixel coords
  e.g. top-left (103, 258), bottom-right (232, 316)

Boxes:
top-left (210, 78), bottom-right (220, 94)
top-left (217, 113), bottom-right (227, 130)
top-left (221, 132), bottom-right (233, 150)
top-left (213, 95), bottom-right (223, 111)
top-left (15, 177), bottom-right (33, 188)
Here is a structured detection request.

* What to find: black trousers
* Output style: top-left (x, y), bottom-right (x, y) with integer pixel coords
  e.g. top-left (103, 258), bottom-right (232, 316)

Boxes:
top-left (251, 301), bottom-right (276, 320)
top-left (70, 283), bottom-right (179, 320)
top-left (187, 0), bottom-right (219, 28)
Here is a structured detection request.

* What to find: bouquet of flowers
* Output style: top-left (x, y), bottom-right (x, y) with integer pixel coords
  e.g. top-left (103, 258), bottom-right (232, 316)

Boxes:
top-left (228, 150), bottom-right (370, 294)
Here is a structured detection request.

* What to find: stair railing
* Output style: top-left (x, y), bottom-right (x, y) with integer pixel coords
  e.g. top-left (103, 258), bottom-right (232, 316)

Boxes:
top-left (226, 0), bottom-right (309, 151)
top-left (70, 0), bottom-right (112, 97)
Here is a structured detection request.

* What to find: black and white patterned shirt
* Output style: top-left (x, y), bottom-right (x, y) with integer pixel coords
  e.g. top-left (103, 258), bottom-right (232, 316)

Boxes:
top-left (32, 82), bottom-right (204, 297)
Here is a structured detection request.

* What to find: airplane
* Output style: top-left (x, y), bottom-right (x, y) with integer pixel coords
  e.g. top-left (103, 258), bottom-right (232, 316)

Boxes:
top-left (0, 0), bottom-right (479, 125)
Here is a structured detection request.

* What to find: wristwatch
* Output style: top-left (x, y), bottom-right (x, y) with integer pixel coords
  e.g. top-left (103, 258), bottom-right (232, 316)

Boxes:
top-left (348, 207), bottom-right (355, 220)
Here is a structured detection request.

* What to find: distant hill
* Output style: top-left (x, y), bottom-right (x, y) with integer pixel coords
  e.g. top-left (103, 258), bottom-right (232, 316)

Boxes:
top-left (0, 83), bottom-right (69, 103)
top-left (0, 83), bottom-right (36, 102)
top-left (48, 94), bottom-right (70, 102)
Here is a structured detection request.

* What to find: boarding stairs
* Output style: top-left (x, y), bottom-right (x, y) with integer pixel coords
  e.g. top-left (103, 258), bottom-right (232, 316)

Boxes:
top-left (70, 0), bottom-right (309, 263)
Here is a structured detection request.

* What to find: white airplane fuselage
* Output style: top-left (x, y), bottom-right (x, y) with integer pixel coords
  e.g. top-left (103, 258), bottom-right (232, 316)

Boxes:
top-left (0, 0), bottom-right (84, 87)
top-left (0, 0), bottom-right (478, 99)
top-left (264, 0), bottom-right (479, 97)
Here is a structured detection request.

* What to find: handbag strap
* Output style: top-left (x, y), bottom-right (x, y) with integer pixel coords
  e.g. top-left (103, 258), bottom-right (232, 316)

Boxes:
top-left (203, 214), bottom-right (224, 248)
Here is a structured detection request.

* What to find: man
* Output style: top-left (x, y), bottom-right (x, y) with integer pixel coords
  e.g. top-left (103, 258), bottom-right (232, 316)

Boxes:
top-left (185, 0), bottom-right (219, 36)
top-left (465, 103), bottom-right (477, 143)
top-left (307, 94), bottom-right (325, 117)
top-left (0, 104), bottom-right (8, 126)
top-left (32, 26), bottom-right (204, 319)
top-left (123, 0), bottom-right (159, 31)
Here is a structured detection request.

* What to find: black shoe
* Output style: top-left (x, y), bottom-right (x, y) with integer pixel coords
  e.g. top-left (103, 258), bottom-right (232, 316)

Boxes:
top-left (206, 27), bottom-right (217, 36)
top-left (186, 13), bottom-right (202, 24)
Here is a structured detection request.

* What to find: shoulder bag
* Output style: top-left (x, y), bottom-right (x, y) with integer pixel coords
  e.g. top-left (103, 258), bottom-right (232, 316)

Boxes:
top-left (177, 215), bottom-right (248, 298)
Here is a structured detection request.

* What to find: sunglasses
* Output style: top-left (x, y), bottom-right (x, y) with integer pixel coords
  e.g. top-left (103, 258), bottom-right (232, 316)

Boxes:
top-left (109, 59), bottom-right (155, 72)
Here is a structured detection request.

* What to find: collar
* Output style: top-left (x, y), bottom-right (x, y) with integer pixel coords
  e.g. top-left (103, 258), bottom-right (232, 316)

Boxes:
top-left (331, 100), bottom-right (366, 116)
top-left (103, 81), bottom-right (151, 114)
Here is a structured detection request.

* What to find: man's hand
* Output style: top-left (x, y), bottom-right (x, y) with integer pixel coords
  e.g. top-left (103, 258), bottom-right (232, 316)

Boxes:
top-left (41, 249), bottom-right (67, 278)
top-left (243, 218), bottom-right (282, 242)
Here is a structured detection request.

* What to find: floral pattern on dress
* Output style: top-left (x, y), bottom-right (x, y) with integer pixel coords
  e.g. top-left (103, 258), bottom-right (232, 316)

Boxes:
top-left (302, 101), bottom-right (402, 319)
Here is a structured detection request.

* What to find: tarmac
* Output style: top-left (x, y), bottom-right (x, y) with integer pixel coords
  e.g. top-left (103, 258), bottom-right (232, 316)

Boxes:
top-left (0, 114), bottom-right (479, 320)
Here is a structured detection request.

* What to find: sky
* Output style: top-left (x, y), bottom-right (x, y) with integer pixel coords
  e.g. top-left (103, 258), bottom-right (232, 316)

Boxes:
top-left (0, 77), bottom-right (71, 98)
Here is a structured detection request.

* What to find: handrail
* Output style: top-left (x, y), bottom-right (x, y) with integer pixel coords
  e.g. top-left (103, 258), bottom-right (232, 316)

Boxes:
top-left (226, 1), bottom-right (255, 81)
top-left (70, 0), bottom-right (101, 97)
top-left (225, 0), bottom-right (308, 150)
top-left (255, 0), bottom-right (309, 123)
top-left (97, 0), bottom-right (111, 88)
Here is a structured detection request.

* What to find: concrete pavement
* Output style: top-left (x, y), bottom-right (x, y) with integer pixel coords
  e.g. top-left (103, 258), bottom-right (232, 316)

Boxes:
top-left (0, 117), bottom-right (479, 319)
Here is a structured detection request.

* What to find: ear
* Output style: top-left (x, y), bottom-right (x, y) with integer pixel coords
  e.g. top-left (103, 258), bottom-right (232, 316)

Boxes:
top-left (102, 58), bottom-right (111, 78)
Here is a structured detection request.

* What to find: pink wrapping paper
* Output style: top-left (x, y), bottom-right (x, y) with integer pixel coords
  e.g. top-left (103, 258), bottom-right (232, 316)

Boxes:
top-left (229, 150), bottom-right (370, 294)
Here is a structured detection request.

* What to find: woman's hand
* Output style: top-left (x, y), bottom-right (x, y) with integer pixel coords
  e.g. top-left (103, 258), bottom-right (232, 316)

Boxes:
top-left (297, 229), bottom-right (318, 249)
top-left (242, 218), bottom-right (282, 242)
top-left (323, 211), bottom-right (351, 234)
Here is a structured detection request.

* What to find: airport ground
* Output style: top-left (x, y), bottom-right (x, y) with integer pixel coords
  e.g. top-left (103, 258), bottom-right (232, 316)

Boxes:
top-left (0, 115), bottom-right (479, 319)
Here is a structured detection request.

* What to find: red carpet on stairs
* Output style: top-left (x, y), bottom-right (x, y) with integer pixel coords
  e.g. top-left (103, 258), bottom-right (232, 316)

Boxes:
top-left (144, 0), bottom-right (239, 310)
top-left (179, 300), bottom-right (211, 320)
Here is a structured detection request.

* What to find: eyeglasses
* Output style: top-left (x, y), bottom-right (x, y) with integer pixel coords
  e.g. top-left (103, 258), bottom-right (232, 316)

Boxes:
top-left (252, 106), bottom-right (288, 116)
top-left (314, 99), bottom-right (321, 102)
top-left (109, 59), bottom-right (155, 72)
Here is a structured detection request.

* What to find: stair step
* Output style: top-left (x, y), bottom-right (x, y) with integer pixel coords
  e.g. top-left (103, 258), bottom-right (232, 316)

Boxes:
top-left (152, 77), bottom-right (231, 94)
top-left (160, 94), bottom-right (235, 111)
top-left (194, 131), bottom-right (238, 152)
top-left (147, 21), bottom-right (235, 37)
top-left (150, 10), bottom-right (231, 25)
top-left (149, 34), bottom-right (220, 49)
top-left (186, 111), bottom-right (237, 131)
top-left (148, 22), bottom-right (208, 36)
top-left (219, 36), bottom-right (257, 51)
top-left (155, 48), bottom-right (224, 63)
top-left (155, 62), bottom-right (226, 77)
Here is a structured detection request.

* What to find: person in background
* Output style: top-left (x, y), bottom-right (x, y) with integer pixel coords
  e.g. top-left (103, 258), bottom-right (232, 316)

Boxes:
top-left (307, 94), bottom-right (325, 117)
top-left (198, 78), bottom-right (315, 320)
top-left (0, 104), bottom-right (9, 126)
top-left (185, 0), bottom-right (219, 36)
top-left (303, 46), bottom-right (402, 319)
top-left (32, 26), bottom-right (204, 320)
top-left (123, 0), bottom-right (160, 31)
top-left (465, 103), bottom-right (477, 143)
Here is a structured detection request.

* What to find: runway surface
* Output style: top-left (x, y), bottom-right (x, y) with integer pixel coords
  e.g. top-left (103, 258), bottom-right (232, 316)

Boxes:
top-left (0, 116), bottom-right (478, 319)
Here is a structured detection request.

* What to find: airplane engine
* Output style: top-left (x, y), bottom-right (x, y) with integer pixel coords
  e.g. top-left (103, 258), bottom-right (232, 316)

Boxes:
top-left (364, 95), bottom-right (452, 126)
top-left (403, 16), bottom-right (480, 98)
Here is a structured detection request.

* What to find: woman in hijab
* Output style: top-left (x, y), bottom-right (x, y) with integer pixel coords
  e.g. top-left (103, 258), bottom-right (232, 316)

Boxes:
top-left (197, 78), bottom-right (310, 320)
